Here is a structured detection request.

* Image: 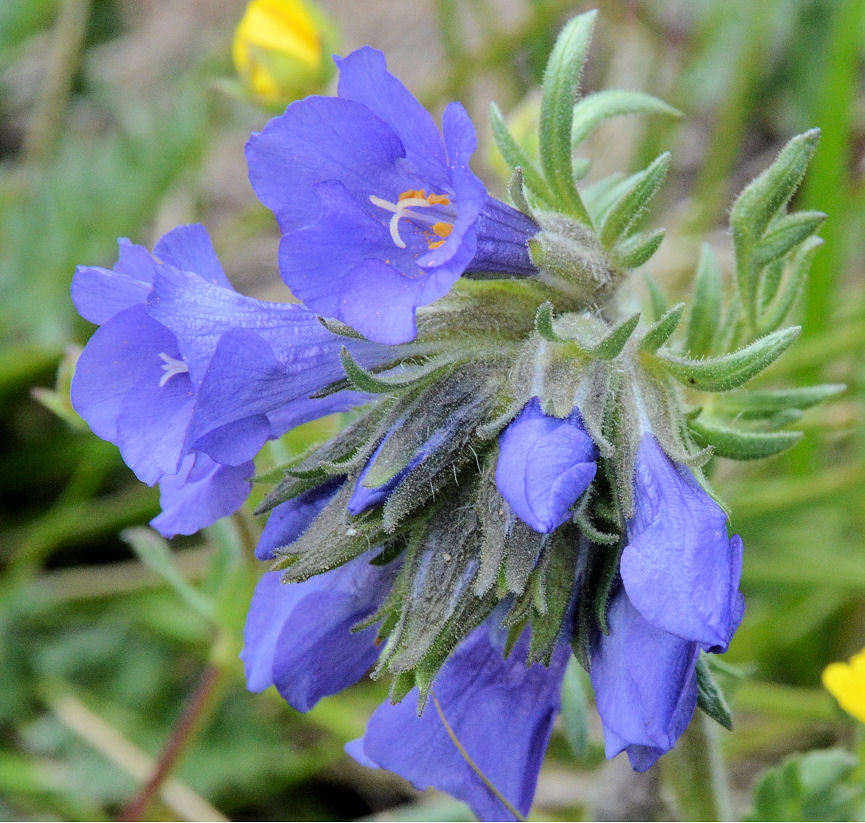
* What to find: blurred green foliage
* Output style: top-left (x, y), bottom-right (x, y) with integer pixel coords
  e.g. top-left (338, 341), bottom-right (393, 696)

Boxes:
top-left (1, 0), bottom-right (864, 819)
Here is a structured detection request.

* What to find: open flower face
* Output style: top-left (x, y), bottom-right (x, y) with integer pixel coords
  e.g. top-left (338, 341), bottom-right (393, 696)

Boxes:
top-left (247, 47), bottom-right (536, 344)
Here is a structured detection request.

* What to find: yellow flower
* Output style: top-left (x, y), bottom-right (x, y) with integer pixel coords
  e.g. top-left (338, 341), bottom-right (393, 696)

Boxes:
top-left (232, 0), bottom-right (337, 106)
top-left (822, 648), bottom-right (865, 723)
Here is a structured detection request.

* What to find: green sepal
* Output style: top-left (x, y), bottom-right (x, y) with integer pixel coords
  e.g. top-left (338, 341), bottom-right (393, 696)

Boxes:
top-left (688, 417), bottom-right (802, 460)
top-left (731, 129), bottom-right (820, 246)
top-left (599, 153), bottom-right (670, 246)
top-left (527, 529), bottom-right (579, 665)
top-left (489, 101), bottom-right (550, 202)
top-left (714, 383), bottom-right (845, 417)
top-left (570, 89), bottom-right (682, 148)
top-left (539, 11), bottom-right (597, 223)
top-left (640, 302), bottom-right (685, 353)
top-left (507, 166), bottom-right (532, 215)
top-left (758, 236), bottom-right (822, 334)
top-left (612, 228), bottom-right (665, 269)
top-left (752, 210), bottom-right (826, 269)
top-left (534, 301), bottom-right (566, 343)
top-left (592, 312), bottom-right (641, 360)
top-left (339, 347), bottom-right (454, 394)
top-left (653, 325), bottom-right (800, 392)
top-left (271, 484), bottom-right (386, 580)
top-left (685, 243), bottom-right (722, 356)
top-left (560, 657), bottom-right (589, 758)
top-left (696, 655), bottom-right (733, 731)
top-left (731, 129), bottom-right (820, 324)
top-left (389, 671), bottom-right (415, 704)
top-left (318, 316), bottom-right (368, 340)
top-left (643, 272), bottom-right (668, 321)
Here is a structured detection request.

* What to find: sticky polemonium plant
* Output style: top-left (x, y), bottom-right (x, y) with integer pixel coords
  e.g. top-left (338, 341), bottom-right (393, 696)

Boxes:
top-left (70, 11), bottom-right (843, 822)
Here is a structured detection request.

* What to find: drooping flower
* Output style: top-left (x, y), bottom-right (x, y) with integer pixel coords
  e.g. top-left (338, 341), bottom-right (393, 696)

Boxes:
top-left (619, 433), bottom-right (744, 652)
top-left (347, 623), bottom-right (571, 822)
top-left (822, 648), bottom-right (865, 724)
top-left (590, 585), bottom-right (700, 772)
top-left (495, 396), bottom-right (598, 533)
top-left (246, 46), bottom-right (538, 345)
top-left (71, 224), bottom-right (387, 537)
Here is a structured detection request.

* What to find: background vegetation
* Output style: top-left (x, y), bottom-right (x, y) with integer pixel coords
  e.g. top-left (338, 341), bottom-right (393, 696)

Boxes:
top-left (1, 0), bottom-right (863, 819)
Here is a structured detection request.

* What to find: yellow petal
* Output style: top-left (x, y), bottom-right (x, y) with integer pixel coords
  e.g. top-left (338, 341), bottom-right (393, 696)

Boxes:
top-left (822, 648), bottom-right (865, 724)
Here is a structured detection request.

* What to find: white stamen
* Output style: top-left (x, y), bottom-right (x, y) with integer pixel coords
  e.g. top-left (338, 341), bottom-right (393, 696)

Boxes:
top-left (369, 194), bottom-right (443, 249)
top-left (158, 352), bottom-right (189, 387)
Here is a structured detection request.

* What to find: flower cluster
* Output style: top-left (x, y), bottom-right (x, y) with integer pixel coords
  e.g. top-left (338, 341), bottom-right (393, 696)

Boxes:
top-left (71, 13), bottom-right (831, 822)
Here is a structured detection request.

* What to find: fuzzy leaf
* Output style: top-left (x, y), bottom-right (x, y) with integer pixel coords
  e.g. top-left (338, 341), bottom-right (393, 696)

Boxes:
top-left (688, 417), bottom-right (802, 460)
top-left (715, 384), bottom-right (845, 417)
top-left (731, 129), bottom-right (820, 321)
top-left (528, 529), bottom-right (579, 665)
top-left (759, 237), bottom-right (822, 333)
top-left (599, 153), bottom-right (670, 246)
top-left (731, 129), bottom-right (821, 244)
top-left (753, 210), bottom-right (826, 269)
top-left (592, 312), bottom-right (641, 360)
top-left (640, 302), bottom-right (685, 352)
top-left (507, 166), bottom-right (532, 214)
top-left (654, 326), bottom-right (800, 391)
top-left (643, 273), bottom-right (668, 321)
top-left (489, 102), bottom-right (550, 201)
top-left (696, 655), bottom-right (733, 730)
top-left (272, 483), bottom-right (386, 580)
top-left (504, 520), bottom-right (547, 595)
top-left (612, 228), bottom-right (665, 269)
top-left (570, 89), bottom-right (682, 148)
top-left (539, 11), bottom-right (597, 223)
top-left (534, 301), bottom-right (567, 343)
top-left (685, 244), bottom-right (723, 356)
top-left (378, 504), bottom-right (484, 674)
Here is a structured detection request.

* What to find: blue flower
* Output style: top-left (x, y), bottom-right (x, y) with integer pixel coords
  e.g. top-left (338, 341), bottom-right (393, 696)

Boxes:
top-left (347, 623), bottom-right (570, 822)
top-left (495, 397), bottom-right (598, 533)
top-left (242, 554), bottom-right (398, 711)
top-left (246, 46), bottom-right (538, 345)
top-left (620, 434), bottom-right (744, 651)
top-left (71, 224), bottom-right (383, 537)
top-left (590, 585), bottom-right (700, 772)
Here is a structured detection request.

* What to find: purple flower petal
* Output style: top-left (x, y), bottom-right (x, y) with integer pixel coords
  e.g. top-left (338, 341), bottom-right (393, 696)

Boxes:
top-left (246, 95), bottom-right (406, 234)
top-left (114, 238), bottom-right (157, 281)
top-left (71, 305), bottom-right (169, 445)
top-left (347, 624), bottom-right (570, 821)
top-left (152, 223), bottom-right (232, 289)
top-left (496, 397), bottom-right (598, 533)
top-left (71, 264), bottom-right (152, 326)
top-left (590, 586), bottom-right (699, 772)
top-left (336, 47), bottom-right (446, 182)
top-left (150, 454), bottom-right (254, 538)
top-left (241, 555), bottom-right (396, 711)
top-left (248, 48), bottom-right (536, 344)
top-left (621, 434), bottom-right (743, 651)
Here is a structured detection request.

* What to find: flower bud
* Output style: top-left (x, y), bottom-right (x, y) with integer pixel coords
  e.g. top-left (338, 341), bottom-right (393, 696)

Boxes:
top-left (232, 0), bottom-right (338, 107)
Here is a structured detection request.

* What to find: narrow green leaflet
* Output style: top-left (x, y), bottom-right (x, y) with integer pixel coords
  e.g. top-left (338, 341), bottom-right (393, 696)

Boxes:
top-left (570, 89), bottom-right (682, 148)
top-left (688, 417), bottom-right (803, 460)
top-left (640, 303), bottom-right (685, 353)
top-left (599, 153), bottom-right (670, 246)
top-left (654, 326), bottom-right (800, 391)
top-left (685, 244), bottom-right (723, 356)
top-left (538, 11), bottom-right (597, 223)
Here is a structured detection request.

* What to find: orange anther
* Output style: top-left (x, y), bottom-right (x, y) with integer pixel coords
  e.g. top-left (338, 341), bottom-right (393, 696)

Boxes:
top-left (428, 239), bottom-right (445, 249)
top-left (428, 193), bottom-right (451, 206)
top-left (398, 189), bottom-right (421, 201)
top-left (432, 222), bottom-right (453, 238)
